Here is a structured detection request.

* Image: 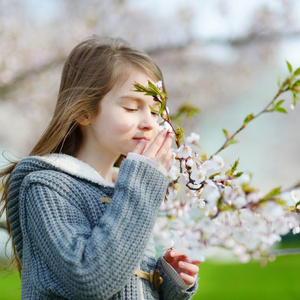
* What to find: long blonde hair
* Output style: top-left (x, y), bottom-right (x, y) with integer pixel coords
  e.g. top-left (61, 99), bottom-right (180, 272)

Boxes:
top-left (0, 35), bottom-right (165, 274)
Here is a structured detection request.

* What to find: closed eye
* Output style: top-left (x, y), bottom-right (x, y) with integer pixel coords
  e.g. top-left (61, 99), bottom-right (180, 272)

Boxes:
top-left (124, 107), bottom-right (138, 112)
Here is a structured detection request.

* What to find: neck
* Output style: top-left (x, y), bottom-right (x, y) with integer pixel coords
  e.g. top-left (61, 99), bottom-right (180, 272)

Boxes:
top-left (76, 148), bottom-right (119, 184)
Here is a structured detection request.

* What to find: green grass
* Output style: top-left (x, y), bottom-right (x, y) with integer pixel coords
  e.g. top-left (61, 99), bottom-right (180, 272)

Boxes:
top-left (0, 253), bottom-right (299, 300)
top-left (193, 254), bottom-right (300, 300)
top-left (0, 270), bottom-right (21, 300)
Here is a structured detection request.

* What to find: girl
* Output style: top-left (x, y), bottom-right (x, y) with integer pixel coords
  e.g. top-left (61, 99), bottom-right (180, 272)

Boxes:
top-left (0, 36), bottom-right (199, 299)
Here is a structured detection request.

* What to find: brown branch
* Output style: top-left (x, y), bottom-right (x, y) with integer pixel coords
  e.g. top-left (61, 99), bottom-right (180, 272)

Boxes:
top-left (146, 30), bottom-right (300, 55)
top-left (0, 56), bottom-right (65, 100)
top-left (1, 30), bottom-right (300, 100)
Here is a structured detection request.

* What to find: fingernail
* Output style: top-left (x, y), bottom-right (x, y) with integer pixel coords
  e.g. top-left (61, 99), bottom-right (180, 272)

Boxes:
top-left (170, 251), bottom-right (175, 257)
top-left (178, 261), bottom-right (185, 268)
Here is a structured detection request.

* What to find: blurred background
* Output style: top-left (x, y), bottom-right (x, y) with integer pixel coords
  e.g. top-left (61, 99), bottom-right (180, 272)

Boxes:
top-left (0, 0), bottom-right (299, 299)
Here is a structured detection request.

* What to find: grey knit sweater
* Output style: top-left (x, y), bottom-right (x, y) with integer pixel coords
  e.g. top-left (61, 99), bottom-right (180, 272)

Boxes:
top-left (7, 154), bottom-right (197, 299)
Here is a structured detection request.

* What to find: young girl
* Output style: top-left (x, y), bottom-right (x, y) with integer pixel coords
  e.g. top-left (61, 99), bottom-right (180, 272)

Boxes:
top-left (0, 36), bottom-right (199, 299)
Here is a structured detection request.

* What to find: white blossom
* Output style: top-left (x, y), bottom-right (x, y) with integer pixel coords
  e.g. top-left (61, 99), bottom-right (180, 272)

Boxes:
top-left (232, 195), bottom-right (247, 209)
top-left (186, 158), bottom-right (194, 168)
top-left (190, 168), bottom-right (205, 185)
top-left (177, 145), bottom-right (193, 159)
top-left (293, 226), bottom-right (300, 234)
top-left (177, 173), bottom-right (189, 185)
top-left (260, 201), bottom-right (285, 222)
top-left (280, 191), bottom-right (296, 206)
top-left (291, 189), bottom-right (300, 206)
top-left (204, 155), bottom-right (224, 171)
top-left (272, 216), bottom-right (291, 235)
top-left (168, 165), bottom-right (180, 181)
top-left (159, 121), bottom-right (173, 132)
top-left (202, 180), bottom-right (220, 208)
top-left (191, 197), bottom-right (206, 209)
top-left (197, 217), bottom-right (216, 234)
top-left (186, 132), bottom-right (200, 144)
top-left (247, 191), bottom-right (263, 203)
top-left (155, 80), bottom-right (163, 91)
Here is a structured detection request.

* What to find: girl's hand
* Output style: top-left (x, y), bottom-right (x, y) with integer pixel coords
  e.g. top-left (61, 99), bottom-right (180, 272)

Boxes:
top-left (132, 129), bottom-right (174, 171)
top-left (164, 249), bottom-right (201, 285)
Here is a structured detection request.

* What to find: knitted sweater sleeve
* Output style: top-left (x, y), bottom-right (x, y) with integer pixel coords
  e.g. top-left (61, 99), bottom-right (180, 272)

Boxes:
top-left (157, 257), bottom-right (198, 299)
top-left (19, 158), bottom-right (169, 299)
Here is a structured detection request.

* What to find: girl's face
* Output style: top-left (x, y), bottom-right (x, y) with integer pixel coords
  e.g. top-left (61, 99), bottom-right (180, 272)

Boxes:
top-left (81, 69), bottom-right (160, 160)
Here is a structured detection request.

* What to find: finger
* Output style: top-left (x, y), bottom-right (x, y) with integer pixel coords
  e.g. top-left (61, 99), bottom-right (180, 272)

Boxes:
top-left (191, 261), bottom-right (202, 266)
top-left (154, 132), bottom-right (174, 169)
top-left (164, 249), bottom-right (188, 263)
top-left (131, 139), bottom-right (147, 155)
top-left (178, 261), bottom-right (199, 276)
top-left (143, 129), bottom-right (168, 158)
top-left (163, 249), bottom-right (175, 263)
top-left (156, 132), bottom-right (174, 159)
top-left (179, 272), bottom-right (196, 285)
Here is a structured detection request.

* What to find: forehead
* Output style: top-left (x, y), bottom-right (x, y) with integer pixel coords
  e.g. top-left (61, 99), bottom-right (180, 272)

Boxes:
top-left (119, 69), bottom-right (154, 92)
top-left (111, 69), bottom-right (158, 102)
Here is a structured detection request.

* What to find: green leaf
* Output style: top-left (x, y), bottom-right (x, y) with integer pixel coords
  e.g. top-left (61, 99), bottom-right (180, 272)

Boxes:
top-left (149, 105), bottom-right (160, 114)
top-left (294, 67), bottom-right (300, 76)
top-left (262, 186), bottom-right (282, 201)
top-left (228, 139), bottom-right (239, 146)
top-left (274, 99), bottom-right (285, 108)
top-left (277, 76), bottom-right (281, 87)
top-left (293, 80), bottom-right (300, 87)
top-left (222, 129), bottom-right (229, 139)
top-left (148, 80), bottom-right (159, 91)
top-left (170, 103), bottom-right (200, 123)
top-left (286, 60), bottom-right (293, 73)
top-left (276, 107), bottom-right (287, 113)
top-left (293, 94), bottom-right (297, 106)
top-left (231, 159), bottom-right (240, 171)
top-left (234, 171), bottom-right (244, 178)
top-left (175, 127), bottom-right (185, 135)
top-left (244, 113), bottom-right (255, 124)
top-left (296, 201), bottom-right (300, 208)
top-left (225, 169), bottom-right (233, 176)
top-left (175, 127), bottom-right (185, 144)
top-left (145, 91), bottom-right (158, 97)
top-left (133, 84), bottom-right (147, 92)
top-left (209, 172), bottom-right (221, 179)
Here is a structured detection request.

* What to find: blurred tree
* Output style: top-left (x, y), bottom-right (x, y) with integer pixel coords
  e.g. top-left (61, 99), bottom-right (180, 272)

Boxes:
top-left (0, 0), bottom-right (300, 191)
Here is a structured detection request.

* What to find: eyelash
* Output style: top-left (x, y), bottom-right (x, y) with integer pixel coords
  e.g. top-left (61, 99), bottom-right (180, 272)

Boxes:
top-left (124, 107), bottom-right (159, 117)
top-left (124, 108), bottom-right (138, 112)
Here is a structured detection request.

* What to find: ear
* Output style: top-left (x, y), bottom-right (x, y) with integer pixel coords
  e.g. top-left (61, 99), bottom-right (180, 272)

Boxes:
top-left (76, 114), bottom-right (91, 126)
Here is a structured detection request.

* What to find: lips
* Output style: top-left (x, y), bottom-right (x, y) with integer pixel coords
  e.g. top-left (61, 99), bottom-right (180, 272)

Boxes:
top-left (132, 136), bottom-right (150, 142)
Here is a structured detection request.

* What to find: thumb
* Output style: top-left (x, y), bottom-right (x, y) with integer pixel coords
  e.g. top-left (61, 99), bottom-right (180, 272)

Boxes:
top-left (164, 249), bottom-right (175, 264)
top-left (131, 140), bottom-right (147, 155)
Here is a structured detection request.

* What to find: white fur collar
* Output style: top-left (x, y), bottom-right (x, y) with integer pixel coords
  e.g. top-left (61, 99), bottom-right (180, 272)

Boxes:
top-left (32, 154), bottom-right (115, 187)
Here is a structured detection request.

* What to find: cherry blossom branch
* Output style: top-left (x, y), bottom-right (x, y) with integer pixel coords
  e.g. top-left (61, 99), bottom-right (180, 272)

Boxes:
top-left (134, 63), bottom-right (300, 263)
top-left (211, 62), bottom-right (300, 159)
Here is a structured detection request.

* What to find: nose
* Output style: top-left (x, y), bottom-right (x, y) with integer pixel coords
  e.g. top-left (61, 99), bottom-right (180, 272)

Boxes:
top-left (138, 109), bottom-right (157, 131)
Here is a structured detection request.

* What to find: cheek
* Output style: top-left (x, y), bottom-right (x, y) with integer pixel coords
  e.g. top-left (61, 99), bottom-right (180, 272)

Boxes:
top-left (110, 116), bottom-right (136, 135)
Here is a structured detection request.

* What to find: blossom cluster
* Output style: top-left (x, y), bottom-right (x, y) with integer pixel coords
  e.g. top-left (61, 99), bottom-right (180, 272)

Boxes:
top-left (153, 132), bottom-right (300, 262)
top-left (135, 64), bottom-right (300, 263)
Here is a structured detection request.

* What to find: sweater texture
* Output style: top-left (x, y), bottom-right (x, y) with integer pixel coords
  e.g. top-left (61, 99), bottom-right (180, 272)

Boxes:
top-left (7, 154), bottom-right (197, 299)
